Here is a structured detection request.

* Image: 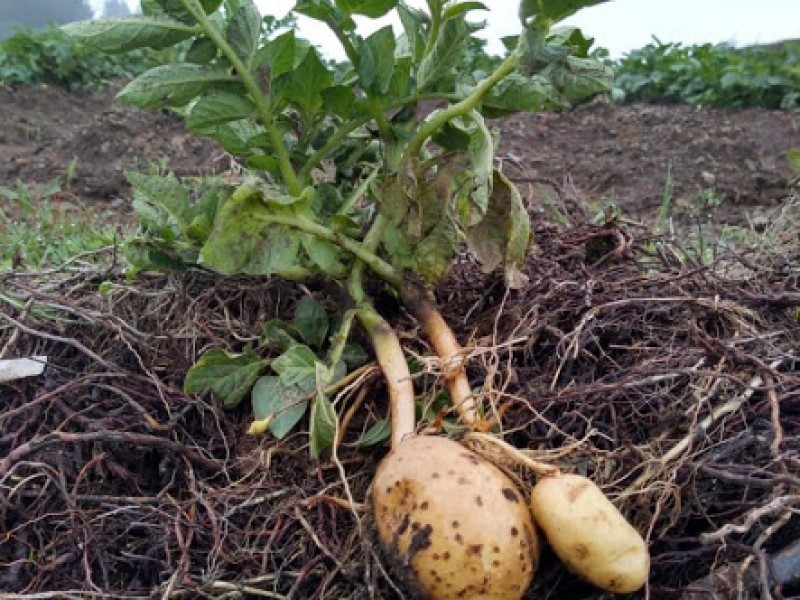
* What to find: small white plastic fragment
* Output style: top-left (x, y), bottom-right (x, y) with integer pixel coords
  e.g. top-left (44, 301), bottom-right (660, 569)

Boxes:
top-left (0, 356), bottom-right (48, 383)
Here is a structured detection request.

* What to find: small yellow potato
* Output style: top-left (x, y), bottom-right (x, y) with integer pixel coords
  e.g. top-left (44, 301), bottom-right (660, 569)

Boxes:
top-left (529, 473), bottom-right (649, 594)
top-left (372, 435), bottom-right (539, 599)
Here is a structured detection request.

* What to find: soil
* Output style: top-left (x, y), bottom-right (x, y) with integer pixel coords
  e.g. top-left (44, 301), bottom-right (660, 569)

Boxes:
top-left (1, 82), bottom-right (797, 225)
top-left (1, 82), bottom-right (799, 599)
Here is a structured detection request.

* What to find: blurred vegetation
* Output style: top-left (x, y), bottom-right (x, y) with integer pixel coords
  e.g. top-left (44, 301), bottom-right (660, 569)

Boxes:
top-left (0, 25), bottom-right (165, 89)
top-left (607, 38), bottom-right (800, 110)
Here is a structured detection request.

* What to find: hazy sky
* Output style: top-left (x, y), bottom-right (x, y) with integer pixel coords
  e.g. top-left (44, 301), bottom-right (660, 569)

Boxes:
top-left (109, 0), bottom-right (800, 58)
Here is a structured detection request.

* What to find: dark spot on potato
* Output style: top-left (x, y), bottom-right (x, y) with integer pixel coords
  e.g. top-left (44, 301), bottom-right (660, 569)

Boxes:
top-left (411, 521), bottom-right (421, 532)
top-left (396, 514), bottom-right (410, 536)
top-left (432, 552), bottom-right (440, 560)
top-left (475, 495), bottom-right (483, 507)
top-left (447, 469), bottom-right (456, 476)
top-left (420, 501), bottom-right (429, 510)
top-left (510, 526), bottom-right (519, 537)
top-left (431, 472), bottom-right (440, 479)
top-left (567, 480), bottom-right (591, 502)
top-left (502, 487), bottom-right (520, 502)
top-left (492, 560), bottom-right (501, 568)
top-left (457, 476), bottom-right (470, 485)
top-left (443, 550), bottom-right (451, 560)
top-left (573, 543), bottom-right (589, 560)
top-left (467, 544), bottom-right (483, 556)
top-left (408, 523), bottom-right (433, 554)
top-left (455, 533), bottom-right (464, 544)
top-left (493, 545), bottom-right (501, 554)
top-left (452, 520), bottom-right (460, 528)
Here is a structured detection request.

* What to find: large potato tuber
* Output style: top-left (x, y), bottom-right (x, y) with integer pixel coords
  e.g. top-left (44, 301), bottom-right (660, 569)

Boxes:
top-left (372, 435), bottom-right (538, 599)
top-left (529, 473), bottom-right (649, 594)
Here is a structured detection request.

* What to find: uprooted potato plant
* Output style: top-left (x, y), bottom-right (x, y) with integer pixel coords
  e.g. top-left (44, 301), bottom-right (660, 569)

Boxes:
top-left (1, 0), bottom-right (799, 597)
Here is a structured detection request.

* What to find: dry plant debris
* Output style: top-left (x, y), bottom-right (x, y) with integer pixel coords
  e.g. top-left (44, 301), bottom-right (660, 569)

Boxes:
top-left (1, 199), bottom-right (798, 599)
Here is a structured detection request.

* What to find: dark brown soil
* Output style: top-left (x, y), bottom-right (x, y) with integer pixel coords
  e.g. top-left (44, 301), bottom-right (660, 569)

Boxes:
top-left (1, 83), bottom-right (797, 225)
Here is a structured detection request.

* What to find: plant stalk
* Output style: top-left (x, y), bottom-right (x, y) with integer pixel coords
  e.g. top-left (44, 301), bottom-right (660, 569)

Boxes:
top-left (181, 0), bottom-right (301, 195)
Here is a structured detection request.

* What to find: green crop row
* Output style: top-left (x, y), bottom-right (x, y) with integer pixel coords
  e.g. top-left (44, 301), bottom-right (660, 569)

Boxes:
top-left (0, 25), bottom-right (164, 89)
top-left (607, 38), bottom-right (800, 110)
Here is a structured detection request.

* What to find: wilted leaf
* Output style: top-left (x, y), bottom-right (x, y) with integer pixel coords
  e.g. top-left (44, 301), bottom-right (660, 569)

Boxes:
top-left (481, 73), bottom-right (556, 118)
top-left (199, 184), bottom-right (302, 276)
top-left (184, 348), bottom-right (266, 408)
top-left (465, 170), bottom-right (531, 288)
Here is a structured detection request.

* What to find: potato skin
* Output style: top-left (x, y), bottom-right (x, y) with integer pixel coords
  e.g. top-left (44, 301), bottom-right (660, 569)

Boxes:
top-left (372, 435), bottom-right (538, 599)
top-left (529, 473), bottom-right (649, 593)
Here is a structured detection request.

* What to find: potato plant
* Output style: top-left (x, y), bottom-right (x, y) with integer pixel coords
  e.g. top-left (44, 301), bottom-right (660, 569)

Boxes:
top-left (61, 2), bottom-right (652, 597)
top-left (65, 0), bottom-right (612, 451)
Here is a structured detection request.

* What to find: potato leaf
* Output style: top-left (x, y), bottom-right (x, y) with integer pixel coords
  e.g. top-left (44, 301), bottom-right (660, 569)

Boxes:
top-left (356, 418), bottom-right (391, 447)
top-left (358, 26), bottom-right (396, 95)
top-left (62, 16), bottom-right (197, 53)
top-left (416, 17), bottom-right (471, 92)
top-left (309, 392), bottom-right (337, 457)
top-left (293, 296), bottom-right (329, 349)
top-left (335, 0), bottom-right (397, 18)
top-left (481, 73), bottom-right (557, 118)
top-left (199, 185), bottom-right (302, 276)
top-left (278, 48), bottom-right (334, 124)
top-left (117, 64), bottom-right (236, 108)
top-left (251, 375), bottom-right (309, 438)
top-left (465, 169), bottom-right (531, 288)
top-left (272, 344), bottom-right (319, 389)
top-left (519, 0), bottom-right (609, 25)
top-left (184, 348), bottom-right (267, 408)
top-left (226, 0), bottom-right (261, 66)
top-left (186, 92), bottom-right (256, 132)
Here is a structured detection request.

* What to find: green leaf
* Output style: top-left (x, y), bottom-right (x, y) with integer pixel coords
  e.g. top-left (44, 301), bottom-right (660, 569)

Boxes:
top-left (335, 0), bottom-right (397, 18)
top-left (261, 319), bottom-right (302, 351)
top-left (62, 16), bottom-right (197, 53)
top-left (251, 375), bottom-right (309, 438)
top-left (153, 0), bottom-right (222, 23)
top-left (272, 344), bottom-right (319, 389)
top-left (185, 37), bottom-right (218, 63)
top-left (465, 170), bottom-right (531, 288)
top-left (127, 171), bottom-right (192, 229)
top-left (321, 85), bottom-right (357, 117)
top-left (300, 234), bottom-right (348, 277)
top-left (186, 92), bottom-right (256, 132)
top-left (199, 184), bottom-right (302, 276)
top-left (279, 48), bottom-right (334, 123)
top-left (415, 214), bottom-right (458, 283)
top-left (397, 4), bottom-right (425, 61)
top-left (356, 418), bottom-right (391, 447)
top-left (257, 30), bottom-right (296, 79)
top-left (442, 2), bottom-right (488, 21)
top-left (184, 348), bottom-right (266, 408)
top-left (117, 64), bottom-right (235, 108)
top-left (519, 0), bottom-right (609, 24)
top-left (416, 17), bottom-right (471, 92)
top-left (551, 55), bottom-right (614, 101)
top-left (293, 296), bottom-right (329, 348)
top-left (309, 392), bottom-right (337, 458)
top-left (358, 26), bottom-right (396, 94)
top-left (227, 0), bottom-right (261, 65)
top-left (481, 73), bottom-right (555, 118)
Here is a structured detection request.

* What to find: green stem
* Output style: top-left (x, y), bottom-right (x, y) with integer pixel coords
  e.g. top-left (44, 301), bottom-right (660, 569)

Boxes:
top-left (299, 117), bottom-right (371, 182)
top-left (405, 52), bottom-right (518, 159)
top-left (250, 210), bottom-right (402, 290)
top-left (181, 0), bottom-right (301, 195)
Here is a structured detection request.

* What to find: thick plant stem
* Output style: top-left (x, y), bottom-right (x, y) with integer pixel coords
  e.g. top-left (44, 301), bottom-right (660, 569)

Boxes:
top-left (403, 287), bottom-right (478, 426)
top-left (356, 307), bottom-right (416, 449)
